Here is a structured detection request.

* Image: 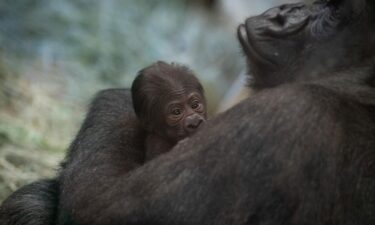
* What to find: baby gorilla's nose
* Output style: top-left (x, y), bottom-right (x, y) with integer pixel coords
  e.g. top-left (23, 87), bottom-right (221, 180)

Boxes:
top-left (185, 115), bottom-right (204, 133)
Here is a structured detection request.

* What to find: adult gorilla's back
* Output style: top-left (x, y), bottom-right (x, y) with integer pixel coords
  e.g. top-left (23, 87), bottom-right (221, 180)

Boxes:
top-left (1, 0), bottom-right (375, 224)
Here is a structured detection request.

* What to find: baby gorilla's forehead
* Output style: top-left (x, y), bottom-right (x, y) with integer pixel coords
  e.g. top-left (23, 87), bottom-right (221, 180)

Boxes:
top-left (164, 91), bottom-right (203, 106)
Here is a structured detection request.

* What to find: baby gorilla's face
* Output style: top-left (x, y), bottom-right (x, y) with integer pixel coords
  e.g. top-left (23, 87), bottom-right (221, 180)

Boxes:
top-left (159, 91), bottom-right (206, 143)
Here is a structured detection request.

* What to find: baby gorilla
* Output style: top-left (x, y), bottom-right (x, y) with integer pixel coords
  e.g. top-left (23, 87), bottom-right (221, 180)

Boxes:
top-left (131, 61), bottom-right (207, 161)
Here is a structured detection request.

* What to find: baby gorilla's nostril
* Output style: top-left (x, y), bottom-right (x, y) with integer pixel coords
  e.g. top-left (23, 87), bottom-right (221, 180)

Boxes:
top-left (191, 120), bottom-right (202, 128)
top-left (186, 118), bottom-right (204, 131)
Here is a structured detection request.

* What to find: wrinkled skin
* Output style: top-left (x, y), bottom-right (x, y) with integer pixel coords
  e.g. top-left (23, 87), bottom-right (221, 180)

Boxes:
top-left (1, 0), bottom-right (375, 225)
top-left (161, 90), bottom-right (206, 143)
top-left (131, 61), bottom-right (207, 160)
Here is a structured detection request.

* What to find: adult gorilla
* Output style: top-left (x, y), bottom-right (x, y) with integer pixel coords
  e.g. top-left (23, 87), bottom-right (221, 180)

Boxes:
top-left (1, 0), bottom-right (375, 224)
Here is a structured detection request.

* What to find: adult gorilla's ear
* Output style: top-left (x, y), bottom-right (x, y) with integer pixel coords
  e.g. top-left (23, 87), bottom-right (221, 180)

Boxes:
top-left (326, 0), bottom-right (368, 19)
top-left (326, 0), bottom-right (343, 5)
top-left (328, 0), bottom-right (372, 18)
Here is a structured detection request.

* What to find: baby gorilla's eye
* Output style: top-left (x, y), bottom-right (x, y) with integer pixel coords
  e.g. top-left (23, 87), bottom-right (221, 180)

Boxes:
top-left (191, 99), bottom-right (201, 109)
top-left (172, 108), bottom-right (182, 115)
top-left (191, 102), bottom-right (199, 109)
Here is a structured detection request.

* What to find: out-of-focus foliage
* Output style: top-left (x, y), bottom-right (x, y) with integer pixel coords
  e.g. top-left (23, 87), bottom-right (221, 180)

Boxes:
top-left (0, 0), bottom-right (243, 88)
top-left (0, 59), bottom-right (66, 200)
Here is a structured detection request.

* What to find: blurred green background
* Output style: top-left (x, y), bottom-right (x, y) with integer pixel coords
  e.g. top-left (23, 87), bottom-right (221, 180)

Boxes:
top-left (0, 0), bottom-right (302, 201)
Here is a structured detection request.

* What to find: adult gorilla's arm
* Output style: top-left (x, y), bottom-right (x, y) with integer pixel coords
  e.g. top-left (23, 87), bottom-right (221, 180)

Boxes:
top-left (57, 89), bottom-right (146, 224)
top-left (0, 179), bottom-right (58, 225)
top-left (59, 84), bottom-right (372, 225)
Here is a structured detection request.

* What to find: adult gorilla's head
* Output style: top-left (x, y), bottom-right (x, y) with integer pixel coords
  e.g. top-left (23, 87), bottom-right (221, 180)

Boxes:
top-left (238, 0), bottom-right (375, 89)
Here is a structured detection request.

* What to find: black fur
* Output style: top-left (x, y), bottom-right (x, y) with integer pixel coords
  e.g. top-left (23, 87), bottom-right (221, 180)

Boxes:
top-left (0, 179), bottom-right (58, 225)
top-left (57, 88), bottom-right (146, 224)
